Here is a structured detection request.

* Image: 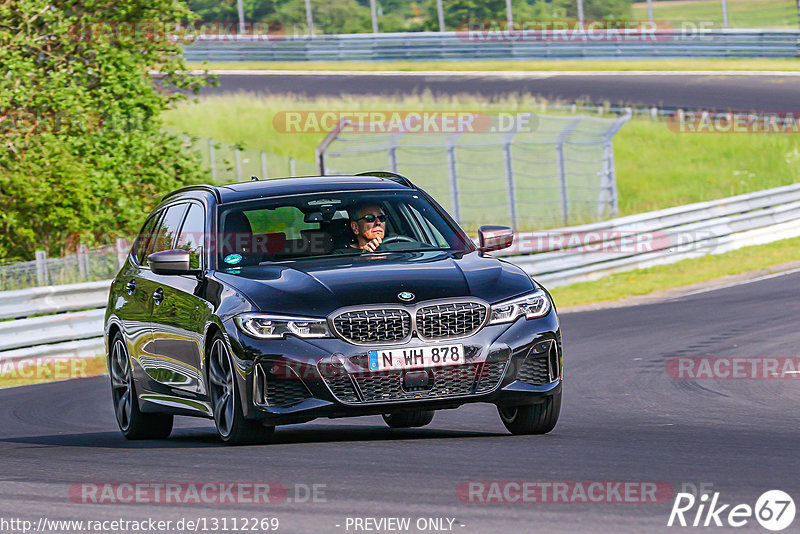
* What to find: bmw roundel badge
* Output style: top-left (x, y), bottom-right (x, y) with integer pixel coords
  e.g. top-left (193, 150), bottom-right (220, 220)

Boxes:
top-left (398, 291), bottom-right (415, 302)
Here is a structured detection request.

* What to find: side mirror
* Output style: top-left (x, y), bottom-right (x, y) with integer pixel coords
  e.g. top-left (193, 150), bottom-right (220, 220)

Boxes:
top-left (148, 249), bottom-right (196, 275)
top-left (478, 225), bottom-right (513, 252)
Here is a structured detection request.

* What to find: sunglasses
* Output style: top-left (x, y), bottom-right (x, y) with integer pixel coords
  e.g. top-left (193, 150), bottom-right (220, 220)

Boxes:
top-left (356, 214), bottom-right (387, 224)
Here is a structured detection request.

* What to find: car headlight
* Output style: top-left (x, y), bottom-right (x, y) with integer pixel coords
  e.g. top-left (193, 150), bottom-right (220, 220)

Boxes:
top-left (489, 289), bottom-right (551, 324)
top-left (234, 313), bottom-right (331, 339)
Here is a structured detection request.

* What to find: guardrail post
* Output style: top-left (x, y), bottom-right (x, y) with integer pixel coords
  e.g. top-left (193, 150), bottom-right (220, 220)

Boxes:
top-left (315, 118), bottom-right (351, 175)
top-left (556, 142), bottom-right (569, 226)
top-left (261, 151), bottom-right (268, 178)
top-left (234, 146), bottom-right (242, 180)
top-left (35, 250), bottom-right (48, 286)
top-left (603, 113), bottom-right (633, 217)
top-left (290, 157), bottom-right (296, 176)
top-left (77, 245), bottom-right (89, 279)
top-left (116, 238), bottom-right (128, 269)
top-left (503, 141), bottom-right (518, 230)
top-left (209, 138), bottom-right (217, 182)
top-left (388, 145), bottom-right (398, 173)
top-left (446, 142), bottom-right (461, 224)
top-left (555, 116), bottom-right (583, 226)
top-left (598, 143), bottom-right (616, 219)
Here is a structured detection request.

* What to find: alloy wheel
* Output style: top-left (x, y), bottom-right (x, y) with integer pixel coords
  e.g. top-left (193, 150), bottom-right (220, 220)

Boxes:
top-left (209, 338), bottom-right (235, 438)
top-left (110, 338), bottom-right (133, 431)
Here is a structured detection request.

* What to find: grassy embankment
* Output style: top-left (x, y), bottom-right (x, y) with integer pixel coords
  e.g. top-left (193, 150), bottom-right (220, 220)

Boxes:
top-left (164, 93), bottom-right (800, 217)
top-left (632, 0), bottom-right (800, 29)
top-left (163, 93), bottom-right (800, 308)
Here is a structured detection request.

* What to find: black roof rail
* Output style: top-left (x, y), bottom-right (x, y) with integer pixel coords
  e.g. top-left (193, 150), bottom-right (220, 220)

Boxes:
top-left (355, 171), bottom-right (415, 189)
top-left (161, 184), bottom-right (221, 203)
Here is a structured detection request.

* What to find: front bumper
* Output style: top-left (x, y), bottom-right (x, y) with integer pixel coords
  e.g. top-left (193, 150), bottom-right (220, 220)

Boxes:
top-left (224, 309), bottom-right (562, 425)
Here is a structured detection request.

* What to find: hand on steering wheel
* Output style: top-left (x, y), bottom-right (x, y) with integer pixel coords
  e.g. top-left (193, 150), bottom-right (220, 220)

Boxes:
top-left (374, 235), bottom-right (416, 251)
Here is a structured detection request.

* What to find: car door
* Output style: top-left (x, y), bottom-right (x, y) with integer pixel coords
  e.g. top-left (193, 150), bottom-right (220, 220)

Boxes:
top-left (148, 201), bottom-right (210, 394)
top-left (112, 210), bottom-right (164, 373)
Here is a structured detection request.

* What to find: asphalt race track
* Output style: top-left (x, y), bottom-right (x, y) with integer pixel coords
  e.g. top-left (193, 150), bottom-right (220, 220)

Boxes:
top-left (2, 271), bottom-right (799, 533)
top-left (202, 72), bottom-right (800, 111)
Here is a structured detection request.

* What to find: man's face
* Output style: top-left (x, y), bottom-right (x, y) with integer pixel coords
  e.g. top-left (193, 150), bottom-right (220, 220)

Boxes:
top-left (352, 205), bottom-right (385, 243)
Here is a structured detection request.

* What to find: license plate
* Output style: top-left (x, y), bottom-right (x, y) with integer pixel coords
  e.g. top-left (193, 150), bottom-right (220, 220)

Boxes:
top-left (368, 344), bottom-right (464, 372)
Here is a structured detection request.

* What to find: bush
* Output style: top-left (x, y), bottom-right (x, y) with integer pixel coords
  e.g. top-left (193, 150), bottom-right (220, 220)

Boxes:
top-left (0, 0), bottom-right (210, 261)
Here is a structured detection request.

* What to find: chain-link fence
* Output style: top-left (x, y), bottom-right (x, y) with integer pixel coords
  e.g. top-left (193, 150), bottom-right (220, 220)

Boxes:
top-left (0, 242), bottom-right (129, 292)
top-left (184, 136), bottom-right (317, 183)
top-left (316, 112), bottom-right (629, 233)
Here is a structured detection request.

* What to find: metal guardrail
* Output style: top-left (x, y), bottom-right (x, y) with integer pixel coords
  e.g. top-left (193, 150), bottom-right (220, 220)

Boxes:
top-left (183, 30), bottom-right (800, 62)
top-left (3, 183), bottom-right (800, 365)
top-left (0, 309), bottom-right (105, 352)
top-left (0, 280), bottom-right (110, 321)
top-left (0, 282), bottom-right (109, 365)
top-left (503, 183), bottom-right (800, 286)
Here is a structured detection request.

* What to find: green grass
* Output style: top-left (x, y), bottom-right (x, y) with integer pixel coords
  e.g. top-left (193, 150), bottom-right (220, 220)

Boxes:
top-left (0, 356), bottom-right (106, 389)
top-left (189, 58), bottom-right (800, 72)
top-left (632, 0), bottom-right (800, 29)
top-left (164, 93), bottom-right (800, 223)
top-left (550, 235), bottom-right (800, 308)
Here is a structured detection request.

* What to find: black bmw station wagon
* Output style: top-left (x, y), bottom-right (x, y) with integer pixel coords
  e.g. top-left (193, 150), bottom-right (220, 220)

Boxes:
top-left (105, 172), bottom-right (562, 444)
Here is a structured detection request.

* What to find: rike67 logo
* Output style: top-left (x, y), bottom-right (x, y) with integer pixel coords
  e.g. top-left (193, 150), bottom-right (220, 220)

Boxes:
top-left (668, 490), bottom-right (796, 531)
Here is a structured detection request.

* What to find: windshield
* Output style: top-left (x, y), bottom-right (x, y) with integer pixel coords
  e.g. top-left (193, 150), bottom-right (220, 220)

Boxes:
top-left (216, 190), bottom-right (472, 267)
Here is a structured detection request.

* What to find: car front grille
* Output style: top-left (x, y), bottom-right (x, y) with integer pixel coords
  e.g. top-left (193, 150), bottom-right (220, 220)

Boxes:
top-left (331, 300), bottom-right (488, 345)
top-left (355, 364), bottom-right (478, 402)
top-left (416, 302), bottom-right (487, 340)
top-left (332, 309), bottom-right (411, 344)
top-left (517, 356), bottom-right (551, 385)
top-left (256, 364), bottom-right (313, 407)
top-left (476, 359), bottom-right (509, 393)
top-left (321, 350), bottom-right (509, 405)
top-left (325, 375), bottom-right (360, 403)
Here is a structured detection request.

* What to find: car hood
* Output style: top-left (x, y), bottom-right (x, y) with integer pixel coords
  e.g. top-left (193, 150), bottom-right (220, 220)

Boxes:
top-left (214, 250), bottom-right (534, 317)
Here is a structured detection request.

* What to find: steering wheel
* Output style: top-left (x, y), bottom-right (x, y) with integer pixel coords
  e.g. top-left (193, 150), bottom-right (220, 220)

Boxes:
top-left (377, 235), bottom-right (416, 247)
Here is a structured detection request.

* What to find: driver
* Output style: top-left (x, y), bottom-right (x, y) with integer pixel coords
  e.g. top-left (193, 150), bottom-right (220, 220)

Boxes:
top-left (349, 203), bottom-right (386, 253)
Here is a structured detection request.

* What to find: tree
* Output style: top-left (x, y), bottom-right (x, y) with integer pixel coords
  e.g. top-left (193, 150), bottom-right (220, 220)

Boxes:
top-left (0, 0), bottom-right (210, 260)
top-left (275, 0), bottom-right (371, 34)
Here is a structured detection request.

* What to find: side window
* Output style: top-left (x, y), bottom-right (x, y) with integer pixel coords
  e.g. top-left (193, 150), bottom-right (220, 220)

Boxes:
top-left (176, 203), bottom-right (205, 269)
top-left (133, 212), bottom-right (162, 265)
top-left (246, 206), bottom-right (317, 240)
top-left (148, 204), bottom-right (189, 264)
top-left (408, 205), bottom-right (449, 247)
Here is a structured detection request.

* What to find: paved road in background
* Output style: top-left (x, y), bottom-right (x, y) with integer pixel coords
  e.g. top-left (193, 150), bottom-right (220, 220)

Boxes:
top-left (2, 271), bottom-right (799, 532)
top-left (201, 71), bottom-right (800, 110)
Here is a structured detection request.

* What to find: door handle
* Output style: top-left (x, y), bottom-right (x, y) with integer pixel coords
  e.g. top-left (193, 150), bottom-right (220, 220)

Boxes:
top-left (153, 288), bottom-right (164, 305)
top-left (125, 280), bottom-right (136, 295)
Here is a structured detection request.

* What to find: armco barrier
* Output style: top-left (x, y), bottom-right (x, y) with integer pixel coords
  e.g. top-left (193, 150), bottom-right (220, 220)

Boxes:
top-left (3, 183), bottom-right (800, 364)
top-left (0, 280), bottom-right (111, 321)
top-left (183, 30), bottom-right (800, 62)
top-left (504, 183), bottom-right (800, 286)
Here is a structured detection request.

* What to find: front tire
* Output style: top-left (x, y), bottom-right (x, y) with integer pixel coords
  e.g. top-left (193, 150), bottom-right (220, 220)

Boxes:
top-left (497, 392), bottom-right (561, 435)
top-left (382, 410), bottom-right (435, 428)
top-left (207, 333), bottom-right (274, 445)
top-left (109, 333), bottom-right (173, 440)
